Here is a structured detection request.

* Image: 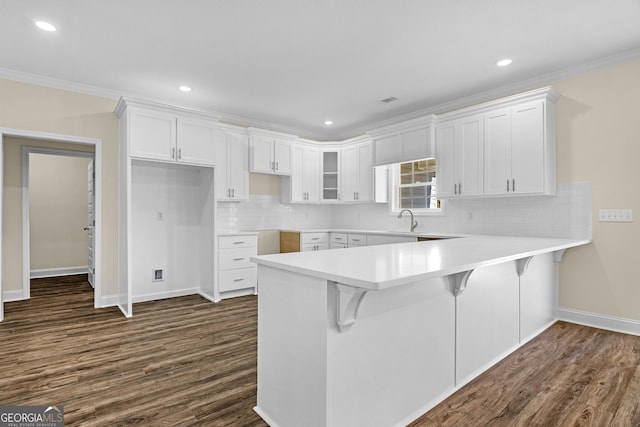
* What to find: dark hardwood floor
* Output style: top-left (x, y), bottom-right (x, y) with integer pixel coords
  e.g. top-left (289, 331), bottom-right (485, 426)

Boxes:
top-left (2, 275), bottom-right (639, 426)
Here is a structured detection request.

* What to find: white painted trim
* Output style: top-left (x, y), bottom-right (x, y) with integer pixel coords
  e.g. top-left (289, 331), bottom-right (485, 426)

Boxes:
top-left (253, 406), bottom-right (282, 427)
top-left (30, 266), bottom-right (89, 279)
top-left (559, 308), bottom-right (640, 337)
top-left (2, 290), bottom-right (25, 303)
top-left (0, 128), bottom-right (104, 320)
top-left (132, 288), bottom-right (199, 304)
top-left (22, 147), bottom-right (95, 298)
top-left (98, 294), bottom-right (119, 308)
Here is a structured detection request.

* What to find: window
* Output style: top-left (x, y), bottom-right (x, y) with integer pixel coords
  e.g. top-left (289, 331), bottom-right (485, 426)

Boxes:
top-left (390, 158), bottom-right (441, 213)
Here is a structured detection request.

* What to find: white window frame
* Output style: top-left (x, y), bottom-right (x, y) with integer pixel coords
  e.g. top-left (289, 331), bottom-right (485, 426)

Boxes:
top-left (388, 159), bottom-right (443, 216)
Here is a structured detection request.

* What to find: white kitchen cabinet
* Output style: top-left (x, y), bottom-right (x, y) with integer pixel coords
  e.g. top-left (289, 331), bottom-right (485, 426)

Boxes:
top-left (282, 144), bottom-right (319, 203)
top-left (114, 97), bottom-right (220, 314)
top-left (347, 233), bottom-right (367, 247)
top-left (217, 234), bottom-right (257, 298)
top-left (436, 115), bottom-right (483, 198)
top-left (128, 106), bottom-right (217, 167)
top-left (330, 232), bottom-right (348, 249)
top-left (216, 125), bottom-right (249, 201)
top-left (369, 115), bottom-right (436, 166)
top-left (341, 140), bottom-right (374, 202)
top-left (484, 100), bottom-right (554, 196)
top-left (249, 129), bottom-right (293, 175)
top-left (321, 149), bottom-right (340, 202)
top-left (436, 87), bottom-right (558, 198)
top-left (300, 232), bottom-right (329, 251)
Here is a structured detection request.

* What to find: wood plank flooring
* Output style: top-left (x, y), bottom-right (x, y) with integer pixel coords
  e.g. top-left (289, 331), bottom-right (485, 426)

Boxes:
top-left (2, 275), bottom-right (639, 426)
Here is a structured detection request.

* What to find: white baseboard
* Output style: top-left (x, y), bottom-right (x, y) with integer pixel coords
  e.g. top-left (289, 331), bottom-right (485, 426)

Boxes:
top-left (98, 294), bottom-right (119, 308)
top-left (253, 406), bottom-right (281, 427)
top-left (30, 266), bottom-right (88, 279)
top-left (132, 288), bottom-right (199, 304)
top-left (2, 290), bottom-right (25, 302)
top-left (559, 308), bottom-right (640, 336)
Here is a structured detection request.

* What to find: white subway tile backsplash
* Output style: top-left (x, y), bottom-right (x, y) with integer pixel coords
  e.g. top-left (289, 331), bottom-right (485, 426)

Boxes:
top-left (217, 182), bottom-right (592, 240)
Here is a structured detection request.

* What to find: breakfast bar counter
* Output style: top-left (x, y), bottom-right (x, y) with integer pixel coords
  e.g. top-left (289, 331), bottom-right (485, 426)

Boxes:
top-left (251, 236), bottom-right (589, 427)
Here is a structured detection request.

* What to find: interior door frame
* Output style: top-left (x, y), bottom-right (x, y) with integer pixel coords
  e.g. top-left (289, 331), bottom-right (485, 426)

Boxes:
top-left (0, 128), bottom-right (103, 321)
top-left (22, 146), bottom-right (96, 297)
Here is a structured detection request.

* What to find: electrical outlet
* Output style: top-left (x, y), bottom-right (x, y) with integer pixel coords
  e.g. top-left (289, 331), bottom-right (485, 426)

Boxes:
top-left (156, 211), bottom-right (164, 221)
top-left (598, 209), bottom-right (633, 222)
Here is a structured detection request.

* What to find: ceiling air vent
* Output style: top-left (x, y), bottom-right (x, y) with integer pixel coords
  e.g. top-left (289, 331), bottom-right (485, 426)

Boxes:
top-left (380, 96), bottom-right (398, 104)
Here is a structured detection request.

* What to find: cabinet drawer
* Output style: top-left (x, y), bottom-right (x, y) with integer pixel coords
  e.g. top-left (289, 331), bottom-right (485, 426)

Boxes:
top-left (301, 232), bottom-right (328, 245)
top-left (348, 234), bottom-right (367, 246)
top-left (219, 248), bottom-right (255, 270)
top-left (219, 235), bottom-right (257, 249)
top-left (219, 267), bottom-right (257, 292)
top-left (330, 233), bottom-right (348, 244)
top-left (302, 242), bottom-right (329, 252)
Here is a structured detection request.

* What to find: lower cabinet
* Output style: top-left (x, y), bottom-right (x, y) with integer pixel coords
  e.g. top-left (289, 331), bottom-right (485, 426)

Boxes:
top-left (330, 233), bottom-right (349, 249)
top-left (217, 233), bottom-right (258, 299)
top-left (301, 232), bottom-right (329, 251)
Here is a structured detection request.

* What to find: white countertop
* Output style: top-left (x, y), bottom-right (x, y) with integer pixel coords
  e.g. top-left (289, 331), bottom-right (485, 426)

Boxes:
top-left (251, 235), bottom-right (590, 290)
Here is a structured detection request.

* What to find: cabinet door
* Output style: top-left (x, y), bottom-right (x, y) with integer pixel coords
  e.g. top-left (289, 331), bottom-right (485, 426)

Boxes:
top-left (357, 142), bottom-right (374, 201)
top-left (304, 147), bottom-right (320, 202)
top-left (215, 131), bottom-right (231, 200)
top-left (227, 132), bottom-right (249, 200)
top-left (484, 108), bottom-right (512, 195)
top-left (290, 145), bottom-right (305, 202)
top-left (250, 135), bottom-right (275, 173)
top-left (177, 117), bottom-right (216, 166)
top-left (129, 108), bottom-right (176, 162)
top-left (273, 139), bottom-right (292, 174)
top-left (321, 150), bottom-right (340, 202)
top-left (458, 116), bottom-right (483, 197)
top-left (341, 145), bottom-right (358, 202)
top-left (435, 123), bottom-right (456, 198)
top-left (511, 101), bottom-right (544, 194)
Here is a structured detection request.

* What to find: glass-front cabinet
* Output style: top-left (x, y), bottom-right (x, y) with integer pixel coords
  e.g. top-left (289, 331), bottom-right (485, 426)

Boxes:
top-left (321, 150), bottom-right (340, 202)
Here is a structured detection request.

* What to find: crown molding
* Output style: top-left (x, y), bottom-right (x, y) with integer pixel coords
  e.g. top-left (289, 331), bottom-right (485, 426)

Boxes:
top-left (2, 47), bottom-right (640, 141)
top-left (348, 47), bottom-right (640, 137)
top-left (114, 96), bottom-right (222, 121)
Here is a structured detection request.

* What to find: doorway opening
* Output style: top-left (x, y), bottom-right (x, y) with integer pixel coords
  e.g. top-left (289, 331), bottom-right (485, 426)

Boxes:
top-left (24, 147), bottom-right (95, 296)
top-left (0, 129), bottom-right (103, 321)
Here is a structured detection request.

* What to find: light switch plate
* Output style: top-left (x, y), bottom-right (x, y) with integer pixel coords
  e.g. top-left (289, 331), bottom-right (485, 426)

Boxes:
top-left (598, 209), bottom-right (633, 222)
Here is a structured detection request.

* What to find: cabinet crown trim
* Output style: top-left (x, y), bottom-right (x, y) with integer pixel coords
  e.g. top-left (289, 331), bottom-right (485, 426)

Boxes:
top-left (436, 86), bottom-right (559, 123)
top-left (247, 127), bottom-right (298, 141)
top-left (114, 96), bottom-right (222, 121)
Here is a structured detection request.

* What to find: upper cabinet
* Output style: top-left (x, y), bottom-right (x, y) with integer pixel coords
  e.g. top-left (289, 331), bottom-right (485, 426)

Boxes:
top-left (321, 149), bottom-right (341, 202)
top-left (369, 116), bottom-right (436, 167)
top-left (115, 98), bottom-right (220, 167)
top-left (216, 124), bottom-right (249, 201)
top-left (282, 144), bottom-right (320, 203)
top-left (436, 115), bottom-right (484, 198)
top-left (341, 139), bottom-right (374, 202)
top-left (436, 87), bottom-right (559, 198)
top-left (248, 128), bottom-right (293, 175)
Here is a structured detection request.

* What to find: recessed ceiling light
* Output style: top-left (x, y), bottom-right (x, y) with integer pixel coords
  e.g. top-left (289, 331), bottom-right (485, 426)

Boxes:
top-left (496, 58), bottom-right (512, 67)
top-left (179, 86), bottom-right (192, 92)
top-left (324, 120), bottom-right (333, 126)
top-left (35, 21), bottom-right (56, 32)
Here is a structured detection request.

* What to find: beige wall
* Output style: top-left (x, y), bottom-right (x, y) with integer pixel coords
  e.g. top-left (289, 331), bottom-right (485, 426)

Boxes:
top-left (554, 60), bottom-right (640, 321)
top-left (250, 173), bottom-right (281, 196)
top-left (29, 153), bottom-right (92, 270)
top-left (1, 79), bottom-right (118, 294)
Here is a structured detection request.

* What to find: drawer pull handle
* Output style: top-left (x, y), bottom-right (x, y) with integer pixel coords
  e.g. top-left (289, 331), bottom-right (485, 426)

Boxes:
top-left (233, 241), bottom-right (245, 244)
top-left (233, 257), bottom-right (245, 261)
top-left (233, 278), bottom-right (245, 282)
top-left (334, 237), bottom-right (343, 240)
top-left (312, 237), bottom-right (320, 240)
top-left (352, 239), bottom-right (360, 242)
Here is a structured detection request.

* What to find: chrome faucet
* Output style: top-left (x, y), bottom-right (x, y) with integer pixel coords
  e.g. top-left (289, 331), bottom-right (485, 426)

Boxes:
top-left (397, 209), bottom-right (418, 232)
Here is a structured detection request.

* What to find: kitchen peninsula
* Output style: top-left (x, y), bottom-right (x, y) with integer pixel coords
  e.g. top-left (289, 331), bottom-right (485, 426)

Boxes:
top-left (252, 235), bottom-right (590, 427)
